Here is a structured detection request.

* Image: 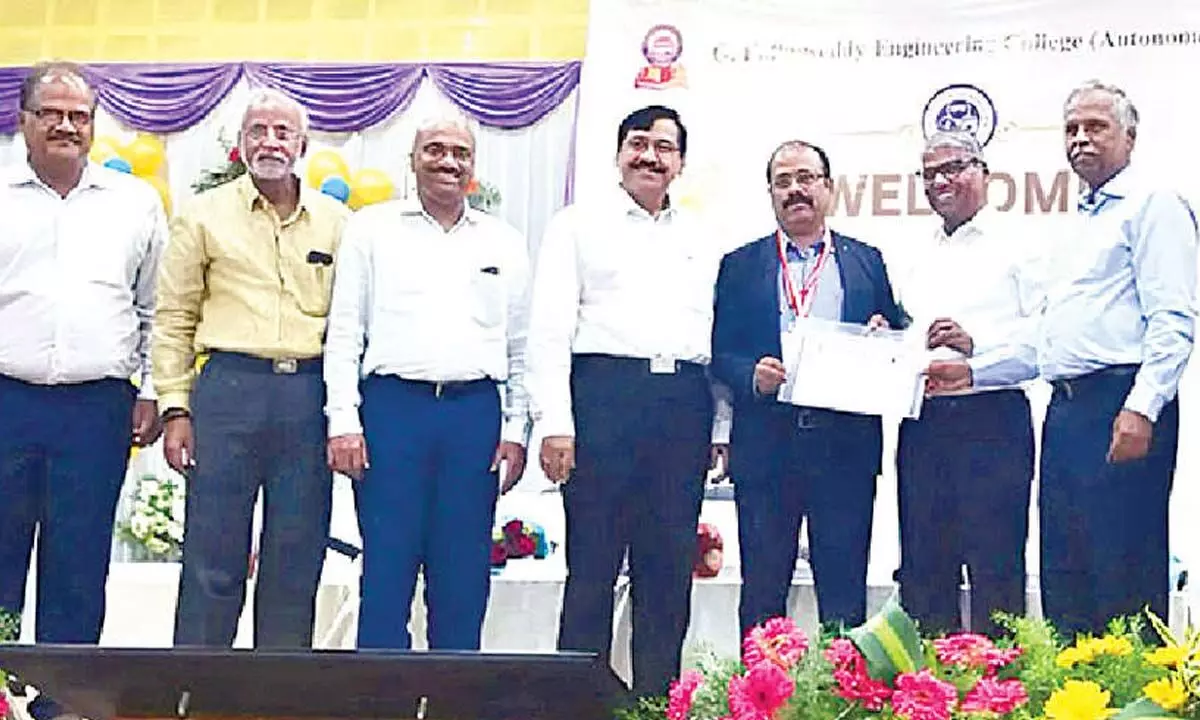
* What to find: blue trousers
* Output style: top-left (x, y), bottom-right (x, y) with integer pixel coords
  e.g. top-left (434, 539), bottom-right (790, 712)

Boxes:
top-left (355, 375), bottom-right (501, 651)
top-left (0, 375), bottom-right (134, 643)
top-left (897, 390), bottom-right (1034, 636)
top-left (174, 353), bottom-right (331, 648)
top-left (1040, 365), bottom-right (1178, 638)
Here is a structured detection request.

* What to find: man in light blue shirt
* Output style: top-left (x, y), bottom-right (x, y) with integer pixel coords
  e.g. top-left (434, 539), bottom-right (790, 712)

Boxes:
top-left (928, 81), bottom-right (1197, 636)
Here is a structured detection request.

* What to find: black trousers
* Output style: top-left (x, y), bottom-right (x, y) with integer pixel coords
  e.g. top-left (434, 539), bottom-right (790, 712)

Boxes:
top-left (1040, 366), bottom-right (1177, 638)
top-left (174, 353), bottom-right (332, 648)
top-left (558, 354), bottom-right (712, 699)
top-left (897, 390), bottom-right (1034, 636)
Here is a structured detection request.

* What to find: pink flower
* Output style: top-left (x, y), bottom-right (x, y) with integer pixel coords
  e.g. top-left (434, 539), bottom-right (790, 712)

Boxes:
top-left (892, 670), bottom-right (958, 720)
top-left (825, 638), bottom-right (866, 672)
top-left (728, 662), bottom-right (795, 720)
top-left (961, 677), bottom-right (1029, 715)
top-left (667, 670), bottom-right (704, 720)
top-left (933, 634), bottom-right (1023, 675)
top-left (0, 691), bottom-right (9, 719)
top-left (825, 642), bottom-right (892, 711)
top-left (742, 616), bottom-right (809, 670)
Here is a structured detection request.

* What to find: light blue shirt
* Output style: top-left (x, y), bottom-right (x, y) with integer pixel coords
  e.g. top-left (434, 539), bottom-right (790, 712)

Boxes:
top-left (973, 166), bottom-right (1198, 421)
top-left (779, 229), bottom-right (843, 331)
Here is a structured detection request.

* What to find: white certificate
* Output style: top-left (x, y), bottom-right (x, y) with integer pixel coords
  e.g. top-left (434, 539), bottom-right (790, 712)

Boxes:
top-left (777, 319), bottom-right (926, 419)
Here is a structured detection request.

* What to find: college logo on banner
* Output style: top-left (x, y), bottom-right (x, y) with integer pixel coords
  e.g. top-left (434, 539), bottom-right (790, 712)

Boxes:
top-left (634, 24), bottom-right (688, 89)
top-left (922, 83), bottom-right (998, 147)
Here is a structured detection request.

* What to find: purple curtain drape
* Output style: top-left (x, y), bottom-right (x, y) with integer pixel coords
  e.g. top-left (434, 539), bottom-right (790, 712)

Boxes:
top-left (0, 61), bottom-right (581, 135)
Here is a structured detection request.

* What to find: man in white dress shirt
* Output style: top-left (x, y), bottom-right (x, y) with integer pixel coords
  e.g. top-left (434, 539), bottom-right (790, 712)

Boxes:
top-left (895, 132), bottom-right (1043, 636)
top-left (323, 116), bottom-right (530, 650)
top-left (527, 105), bottom-right (720, 698)
top-left (0, 62), bottom-right (166, 643)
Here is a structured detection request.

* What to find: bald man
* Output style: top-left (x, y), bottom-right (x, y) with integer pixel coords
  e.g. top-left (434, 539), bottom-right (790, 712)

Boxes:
top-left (323, 117), bottom-right (531, 650)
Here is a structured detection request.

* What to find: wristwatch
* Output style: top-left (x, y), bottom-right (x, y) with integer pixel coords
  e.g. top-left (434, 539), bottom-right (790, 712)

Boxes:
top-left (161, 407), bottom-right (191, 422)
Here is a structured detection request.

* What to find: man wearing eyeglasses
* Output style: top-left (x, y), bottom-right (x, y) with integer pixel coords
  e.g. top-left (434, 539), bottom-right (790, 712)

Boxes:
top-left (927, 82), bottom-right (1197, 636)
top-left (528, 105), bottom-right (726, 698)
top-left (711, 140), bottom-right (905, 638)
top-left (154, 89), bottom-right (349, 649)
top-left (0, 61), bottom-right (165, 648)
top-left (893, 131), bottom-right (1043, 636)
top-left (323, 116), bottom-right (530, 651)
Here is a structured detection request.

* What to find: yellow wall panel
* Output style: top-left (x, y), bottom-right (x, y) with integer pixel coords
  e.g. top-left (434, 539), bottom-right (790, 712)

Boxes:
top-left (49, 0), bottom-right (100, 25)
top-left (0, 0), bottom-right (589, 63)
top-left (156, 0), bottom-right (211, 24)
top-left (1, 0), bottom-right (48, 26)
top-left (102, 0), bottom-right (157, 27)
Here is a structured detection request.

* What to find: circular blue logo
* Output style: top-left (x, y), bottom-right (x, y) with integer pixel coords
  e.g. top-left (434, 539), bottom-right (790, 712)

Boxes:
top-left (922, 84), bottom-right (998, 147)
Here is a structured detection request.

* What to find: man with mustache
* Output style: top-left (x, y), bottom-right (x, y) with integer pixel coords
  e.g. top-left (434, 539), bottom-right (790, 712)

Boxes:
top-left (712, 140), bottom-right (905, 637)
top-left (154, 89), bottom-right (350, 648)
top-left (0, 61), bottom-right (165, 648)
top-left (927, 81), bottom-right (1197, 636)
top-left (528, 105), bottom-right (726, 698)
top-left (893, 131), bottom-right (1043, 636)
top-left (323, 116), bottom-right (529, 650)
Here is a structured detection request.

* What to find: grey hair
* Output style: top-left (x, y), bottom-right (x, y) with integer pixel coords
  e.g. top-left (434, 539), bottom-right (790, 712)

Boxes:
top-left (1064, 80), bottom-right (1139, 137)
top-left (411, 114), bottom-right (476, 150)
top-left (241, 87), bottom-right (310, 134)
top-left (923, 130), bottom-right (984, 162)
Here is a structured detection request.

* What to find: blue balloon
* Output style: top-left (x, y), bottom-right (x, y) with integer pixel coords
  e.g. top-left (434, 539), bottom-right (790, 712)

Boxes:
top-left (103, 157), bottom-right (133, 174)
top-left (319, 175), bottom-right (351, 203)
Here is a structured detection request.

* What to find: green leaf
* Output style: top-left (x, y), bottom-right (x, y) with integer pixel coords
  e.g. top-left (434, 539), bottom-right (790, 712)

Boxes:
top-left (1112, 697), bottom-right (1181, 720)
top-left (847, 595), bottom-right (925, 682)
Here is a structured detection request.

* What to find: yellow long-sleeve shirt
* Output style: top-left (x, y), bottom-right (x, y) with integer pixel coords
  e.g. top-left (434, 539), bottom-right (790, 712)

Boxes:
top-left (152, 174), bottom-right (350, 411)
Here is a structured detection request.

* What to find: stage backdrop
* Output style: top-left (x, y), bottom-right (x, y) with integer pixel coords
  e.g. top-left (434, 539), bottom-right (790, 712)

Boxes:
top-left (575, 0), bottom-right (1200, 593)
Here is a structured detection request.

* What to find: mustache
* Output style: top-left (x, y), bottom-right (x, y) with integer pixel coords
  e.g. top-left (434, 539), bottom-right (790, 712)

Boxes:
top-left (47, 133), bottom-right (81, 144)
top-left (784, 193), bottom-right (812, 209)
top-left (632, 160), bottom-right (666, 173)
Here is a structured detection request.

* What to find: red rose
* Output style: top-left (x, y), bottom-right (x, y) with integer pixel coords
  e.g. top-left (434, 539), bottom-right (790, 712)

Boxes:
top-left (693, 523), bottom-right (724, 577)
top-left (229, 146), bottom-right (241, 163)
top-left (490, 543), bottom-right (507, 566)
top-left (515, 534), bottom-right (537, 557)
top-left (503, 519), bottom-right (524, 537)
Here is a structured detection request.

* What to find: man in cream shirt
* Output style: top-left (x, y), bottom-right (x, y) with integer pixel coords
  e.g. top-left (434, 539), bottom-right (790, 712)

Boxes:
top-left (154, 89), bottom-right (350, 649)
top-left (323, 116), bottom-right (529, 651)
top-left (896, 131), bottom-right (1044, 635)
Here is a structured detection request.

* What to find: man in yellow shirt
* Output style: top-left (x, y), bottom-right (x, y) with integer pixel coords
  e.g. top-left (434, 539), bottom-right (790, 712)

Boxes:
top-left (153, 89), bottom-right (350, 648)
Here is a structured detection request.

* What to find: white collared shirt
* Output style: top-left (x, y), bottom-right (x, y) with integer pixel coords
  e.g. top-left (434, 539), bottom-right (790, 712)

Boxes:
top-left (526, 187), bottom-right (723, 438)
top-left (323, 197), bottom-right (531, 443)
top-left (895, 207), bottom-right (1046, 392)
top-left (0, 161), bottom-right (166, 396)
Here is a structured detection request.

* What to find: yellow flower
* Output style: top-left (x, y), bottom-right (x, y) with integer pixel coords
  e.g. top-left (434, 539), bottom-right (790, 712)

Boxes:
top-left (1058, 646), bottom-right (1096, 668)
top-left (1092, 635), bottom-right (1134, 657)
top-left (1145, 645), bottom-right (1189, 668)
top-left (1143, 677), bottom-right (1189, 711)
top-left (1045, 681), bottom-right (1119, 720)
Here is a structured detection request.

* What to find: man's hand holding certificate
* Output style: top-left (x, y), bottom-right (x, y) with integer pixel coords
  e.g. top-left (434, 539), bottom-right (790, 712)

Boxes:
top-left (773, 317), bottom-right (927, 418)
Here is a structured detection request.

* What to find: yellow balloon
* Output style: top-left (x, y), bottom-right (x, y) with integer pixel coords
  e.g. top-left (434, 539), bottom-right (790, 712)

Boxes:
top-left (89, 135), bottom-right (123, 163)
top-left (142, 174), bottom-right (172, 216)
top-left (348, 168), bottom-right (395, 210)
top-left (305, 150), bottom-right (350, 190)
top-left (123, 133), bottom-right (166, 177)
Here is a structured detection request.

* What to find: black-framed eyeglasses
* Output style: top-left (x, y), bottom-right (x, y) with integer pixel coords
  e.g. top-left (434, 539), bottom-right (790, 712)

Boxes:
top-left (917, 158), bottom-right (982, 182)
top-left (623, 135), bottom-right (680, 155)
top-left (772, 171), bottom-right (827, 190)
top-left (422, 142), bottom-right (473, 162)
top-left (26, 107), bottom-right (93, 127)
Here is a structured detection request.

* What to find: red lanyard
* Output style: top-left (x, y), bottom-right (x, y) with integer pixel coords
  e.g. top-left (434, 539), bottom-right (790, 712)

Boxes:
top-left (776, 229), bottom-right (831, 318)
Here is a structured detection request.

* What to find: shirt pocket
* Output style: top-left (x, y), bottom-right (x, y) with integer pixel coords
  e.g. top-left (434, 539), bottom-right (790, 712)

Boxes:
top-left (286, 246), bottom-right (336, 318)
top-left (470, 267), bottom-right (507, 329)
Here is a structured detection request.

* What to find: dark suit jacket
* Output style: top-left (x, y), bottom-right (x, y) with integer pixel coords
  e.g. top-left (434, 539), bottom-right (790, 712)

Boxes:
top-left (711, 230), bottom-right (906, 478)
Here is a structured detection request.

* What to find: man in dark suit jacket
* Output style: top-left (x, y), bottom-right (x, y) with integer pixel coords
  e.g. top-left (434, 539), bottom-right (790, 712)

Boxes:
top-left (712, 140), bottom-right (905, 637)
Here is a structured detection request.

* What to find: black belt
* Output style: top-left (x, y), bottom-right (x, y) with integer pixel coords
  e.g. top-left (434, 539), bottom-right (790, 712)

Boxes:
top-left (206, 352), bottom-right (322, 375)
top-left (1049, 364), bottom-right (1138, 401)
top-left (394, 377), bottom-right (495, 398)
top-left (572, 353), bottom-right (707, 377)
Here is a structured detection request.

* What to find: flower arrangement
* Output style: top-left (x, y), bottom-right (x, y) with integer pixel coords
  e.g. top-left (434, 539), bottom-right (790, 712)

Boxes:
top-left (621, 599), bottom-right (1200, 720)
top-left (191, 132), bottom-right (246, 194)
top-left (490, 517), bottom-right (553, 570)
top-left (117, 474), bottom-right (185, 562)
top-left (467, 177), bottom-right (502, 214)
top-left (1, 609), bottom-right (18, 719)
top-left (695, 523), bottom-right (724, 579)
